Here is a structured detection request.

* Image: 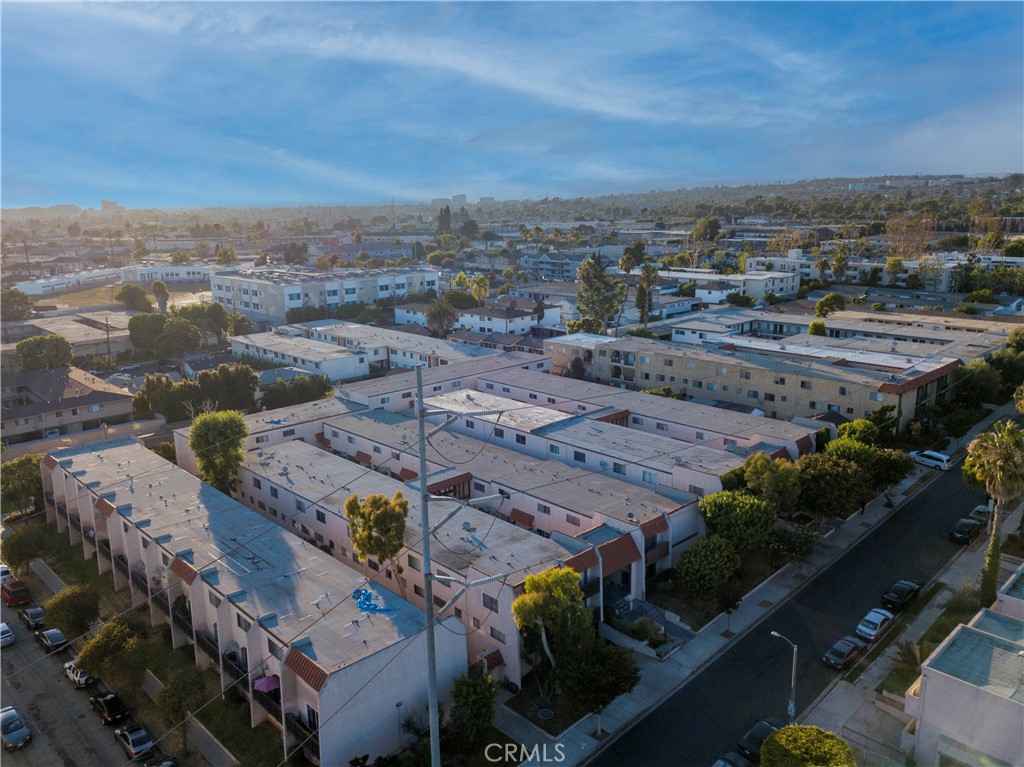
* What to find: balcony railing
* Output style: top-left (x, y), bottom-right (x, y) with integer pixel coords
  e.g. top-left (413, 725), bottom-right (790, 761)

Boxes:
top-left (114, 554), bottom-right (130, 577)
top-left (153, 590), bottom-right (170, 616)
top-left (130, 569), bottom-right (149, 594)
top-left (285, 713), bottom-right (320, 760)
top-left (195, 632), bottom-right (220, 665)
top-left (222, 652), bottom-right (247, 683)
top-left (56, 503), bottom-right (68, 520)
top-left (252, 688), bottom-right (282, 723)
top-left (172, 609), bottom-right (193, 636)
top-left (98, 539), bottom-right (112, 558)
top-left (69, 514), bottom-right (82, 532)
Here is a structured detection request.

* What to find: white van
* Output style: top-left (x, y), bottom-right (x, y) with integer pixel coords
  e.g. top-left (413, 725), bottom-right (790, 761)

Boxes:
top-left (909, 450), bottom-right (952, 471)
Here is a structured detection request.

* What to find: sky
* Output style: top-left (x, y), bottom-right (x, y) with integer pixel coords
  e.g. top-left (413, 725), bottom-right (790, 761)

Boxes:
top-left (2, 2), bottom-right (1022, 209)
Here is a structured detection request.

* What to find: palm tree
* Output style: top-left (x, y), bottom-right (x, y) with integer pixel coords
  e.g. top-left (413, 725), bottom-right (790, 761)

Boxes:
top-left (425, 297), bottom-right (458, 338)
top-left (616, 249), bottom-right (638, 330)
top-left (470, 275), bottom-right (490, 307)
top-left (637, 261), bottom-right (659, 327)
top-left (964, 420), bottom-right (1024, 604)
top-left (151, 280), bottom-right (170, 313)
top-left (831, 253), bottom-right (848, 283)
top-left (814, 257), bottom-right (830, 283)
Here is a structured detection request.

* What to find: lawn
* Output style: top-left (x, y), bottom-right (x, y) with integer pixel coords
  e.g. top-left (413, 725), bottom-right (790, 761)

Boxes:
top-left (646, 546), bottom-right (779, 631)
top-left (504, 674), bottom-right (590, 737)
top-left (34, 282), bottom-right (210, 310)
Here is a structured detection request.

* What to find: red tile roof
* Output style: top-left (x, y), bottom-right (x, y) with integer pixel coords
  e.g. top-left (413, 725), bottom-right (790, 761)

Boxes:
top-left (565, 549), bottom-right (598, 573)
top-left (597, 535), bottom-right (641, 577)
top-left (427, 472), bottom-right (471, 495)
top-left (639, 515), bottom-right (668, 539)
top-left (285, 647), bottom-right (330, 692)
top-left (42, 455), bottom-right (59, 470)
top-left (170, 557), bottom-right (198, 585)
top-left (354, 451), bottom-right (372, 465)
top-left (876, 359), bottom-right (962, 395)
top-left (315, 432), bottom-right (330, 447)
top-left (399, 468), bottom-right (419, 482)
top-left (483, 649), bottom-right (505, 670)
top-left (509, 508), bottom-right (535, 528)
top-left (94, 498), bottom-right (117, 519)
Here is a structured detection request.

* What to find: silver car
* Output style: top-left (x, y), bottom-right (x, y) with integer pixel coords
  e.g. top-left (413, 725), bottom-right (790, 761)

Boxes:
top-left (0, 623), bottom-right (13, 648)
top-left (856, 608), bottom-right (895, 641)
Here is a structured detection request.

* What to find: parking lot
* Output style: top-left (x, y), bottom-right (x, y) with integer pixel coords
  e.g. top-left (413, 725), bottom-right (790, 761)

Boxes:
top-left (1, 601), bottom-right (127, 766)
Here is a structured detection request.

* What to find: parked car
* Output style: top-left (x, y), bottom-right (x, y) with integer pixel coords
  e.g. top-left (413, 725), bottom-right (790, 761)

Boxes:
top-left (949, 518), bottom-right (983, 545)
top-left (881, 580), bottom-right (920, 611)
top-left (34, 628), bottom-right (68, 652)
top-left (63, 659), bottom-right (98, 688)
top-left (968, 505), bottom-right (992, 527)
top-left (1, 580), bottom-right (32, 607)
top-left (114, 723), bottom-right (155, 761)
top-left (0, 706), bottom-right (32, 751)
top-left (712, 751), bottom-right (753, 767)
top-left (856, 608), bottom-right (895, 641)
top-left (144, 751), bottom-right (178, 767)
top-left (908, 450), bottom-right (952, 470)
top-left (0, 564), bottom-right (13, 584)
top-left (17, 605), bottom-right (45, 630)
top-left (737, 717), bottom-right (785, 761)
top-left (0, 623), bottom-right (13, 648)
top-left (90, 692), bottom-right (129, 725)
top-left (823, 635), bottom-right (867, 669)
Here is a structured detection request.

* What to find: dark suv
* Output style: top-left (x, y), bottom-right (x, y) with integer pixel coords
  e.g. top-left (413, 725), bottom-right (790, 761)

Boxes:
top-left (90, 692), bottom-right (129, 726)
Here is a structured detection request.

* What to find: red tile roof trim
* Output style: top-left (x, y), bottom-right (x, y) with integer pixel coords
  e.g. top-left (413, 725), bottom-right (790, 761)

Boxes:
top-left (399, 468), bottom-right (419, 481)
top-left (483, 649), bottom-right (505, 669)
top-left (42, 455), bottom-right (59, 470)
top-left (509, 508), bottom-right (535, 528)
top-left (598, 535), bottom-right (642, 577)
top-left (639, 515), bottom-right (668, 539)
top-left (170, 557), bottom-right (198, 585)
top-left (876, 359), bottom-right (961, 395)
top-left (565, 549), bottom-right (598, 573)
top-left (285, 647), bottom-right (330, 692)
top-left (427, 472), bottom-right (471, 495)
top-left (354, 451), bottom-right (372, 465)
top-left (94, 498), bottom-right (117, 519)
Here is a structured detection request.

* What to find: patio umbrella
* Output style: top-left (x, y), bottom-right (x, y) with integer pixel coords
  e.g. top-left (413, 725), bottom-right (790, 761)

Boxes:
top-left (253, 676), bottom-right (280, 693)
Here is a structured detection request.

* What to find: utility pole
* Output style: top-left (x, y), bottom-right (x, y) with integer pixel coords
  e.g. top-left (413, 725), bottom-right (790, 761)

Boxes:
top-left (415, 366), bottom-right (442, 767)
top-left (105, 315), bottom-right (112, 365)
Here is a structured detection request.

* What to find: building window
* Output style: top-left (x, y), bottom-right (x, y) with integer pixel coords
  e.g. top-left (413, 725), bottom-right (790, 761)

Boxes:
top-left (282, 428), bottom-right (295, 437)
top-left (740, 371), bottom-right (751, 380)
top-left (295, 499), bottom-right (305, 511)
top-left (631, 416), bottom-right (644, 425)
top-left (688, 484), bottom-right (705, 496)
top-left (255, 435), bottom-right (269, 444)
top-left (482, 593), bottom-right (499, 612)
top-left (748, 390), bottom-right (759, 399)
top-left (316, 510), bottom-right (326, 524)
top-left (253, 478), bottom-right (262, 489)
top-left (839, 387), bottom-right (849, 396)
top-left (208, 592), bottom-right (221, 608)
top-left (414, 585), bottom-right (424, 597)
top-left (642, 470), bottom-right (657, 485)
top-left (870, 392), bottom-right (884, 402)
top-left (258, 501), bottom-right (266, 510)
top-left (663, 359), bottom-right (673, 367)
top-left (773, 376), bottom-right (786, 385)
top-left (529, 393), bottom-right (538, 400)
top-left (537, 503), bottom-right (551, 515)
top-left (270, 486), bottom-right (279, 498)
top-left (566, 514), bottom-right (581, 527)
top-left (612, 462), bottom-right (626, 475)
top-left (472, 617), bottom-right (481, 629)
top-left (763, 393), bottom-right (776, 402)
top-left (573, 450), bottom-right (586, 463)
top-left (408, 555), bottom-right (421, 571)
top-left (236, 614), bottom-right (252, 632)
top-left (516, 435), bottom-right (526, 445)
top-left (800, 380), bottom-right (813, 390)
top-left (490, 627), bottom-right (506, 644)
top-left (473, 481), bottom-right (486, 492)
top-left (656, 423), bottom-right (668, 431)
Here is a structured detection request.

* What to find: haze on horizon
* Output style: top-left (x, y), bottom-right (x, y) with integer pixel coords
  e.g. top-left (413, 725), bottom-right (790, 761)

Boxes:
top-left (2, 2), bottom-right (1021, 210)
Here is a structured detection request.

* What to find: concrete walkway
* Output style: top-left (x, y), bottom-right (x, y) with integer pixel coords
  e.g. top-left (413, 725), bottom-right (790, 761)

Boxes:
top-left (495, 400), bottom-right (1022, 767)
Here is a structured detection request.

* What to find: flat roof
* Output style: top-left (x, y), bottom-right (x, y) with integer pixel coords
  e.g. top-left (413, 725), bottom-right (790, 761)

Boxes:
top-left (232, 333), bottom-right (357, 362)
top-left (300, 322), bottom-right (498, 361)
top-left (1002, 568), bottom-right (1024, 602)
top-left (928, 611), bottom-right (1024, 703)
top-left (425, 390), bottom-right (571, 432)
top-left (47, 440), bottom-right (425, 672)
top-left (320, 410), bottom-right (683, 526)
top-left (476, 367), bottom-right (816, 443)
top-left (172, 397), bottom-right (361, 441)
top-left (243, 440), bottom-right (568, 580)
top-left (335, 352), bottom-right (544, 400)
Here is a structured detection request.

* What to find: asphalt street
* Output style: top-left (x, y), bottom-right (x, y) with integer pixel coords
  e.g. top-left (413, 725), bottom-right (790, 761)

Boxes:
top-left (593, 463), bottom-right (985, 767)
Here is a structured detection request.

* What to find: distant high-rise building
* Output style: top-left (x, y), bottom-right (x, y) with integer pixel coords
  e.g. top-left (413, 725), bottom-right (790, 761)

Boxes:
top-left (100, 200), bottom-right (124, 213)
top-left (451, 194), bottom-right (468, 208)
top-left (430, 197), bottom-right (451, 209)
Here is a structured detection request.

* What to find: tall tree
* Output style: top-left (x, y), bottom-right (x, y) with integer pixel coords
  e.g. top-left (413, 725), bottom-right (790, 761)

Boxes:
top-left (830, 252), bottom-right (848, 283)
top-left (175, 303), bottom-right (229, 344)
top-left (470, 275), bottom-right (490, 307)
top-left (216, 246), bottom-right (240, 265)
top-left (157, 667), bottom-right (207, 754)
top-left (196, 363), bottom-right (258, 411)
top-left (575, 255), bottom-right (624, 335)
top-left (76, 619), bottom-right (147, 690)
top-left (44, 585), bottom-right (100, 639)
top-left (450, 673), bottom-right (499, 746)
top-left (563, 639), bottom-right (639, 736)
top-left (16, 334), bottom-right (72, 370)
top-left (425, 297), bottom-right (458, 337)
top-left (887, 215), bottom-right (933, 261)
top-left (261, 374), bottom-right (332, 410)
top-left (676, 535), bottom-right (740, 595)
top-left (884, 256), bottom-right (904, 285)
top-left (128, 313), bottom-right (167, 353)
top-left (115, 283), bottom-right (153, 312)
top-left (512, 567), bottom-right (592, 706)
top-left (345, 492), bottom-right (409, 592)
top-left (0, 453), bottom-right (45, 512)
top-left (1, 288), bottom-right (34, 321)
top-left (155, 316), bottom-right (201, 359)
top-left (963, 420), bottom-right (1024, 605)
top-left (188, 410), bottom-right (249, 493)
top-left (452, 271), bottom-right (470, 290)
top-left (796, 453), bottom-right (864, 523)
top-left (814, 292), bottom-right (846, 318)
top-left (690, 215), bottom-right (720, 252)
top-left (636, 261), bottom-right (659, 327)
top-left (616, 241), bottom-right (643, 330)
top-left (699, 491), bottom-right (776, 552)
top-left (151, 280), bottom-right (170, 313)
top-left (761, 725), bottom-right (856, 767)
top-left (814, 257), bottom-right (830, 282)
top-left (435, 205), bottom-right (452, 236)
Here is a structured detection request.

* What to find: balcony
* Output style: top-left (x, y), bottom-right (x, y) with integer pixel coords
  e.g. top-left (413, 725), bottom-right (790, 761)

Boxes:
top-left (153, 590), bottom-right (170, 616)
top-left (285, 713), bottom-right (320, 762)
top-left (195, 631), bottom-right (220, 665)
top-left (56, 503), bottom-right (68, 520)
top-left (222, 651), bottom-right (247, 683)
top-left (98, 539), bottom-right (112, 559)
top-left (130, 569), bottom-right (149, 594)
top-left (114, 554), bottom-right (130, 577)
top-left (171, 608), bottom-right (193, 636)
top-left (69, 514), bottom-right (82, 533)
top-left (252, 687), bottom-right (282, 723)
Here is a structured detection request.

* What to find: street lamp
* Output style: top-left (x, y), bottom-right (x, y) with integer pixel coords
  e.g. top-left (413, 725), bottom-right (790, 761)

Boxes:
top-left (770, 630), bottom-right (798, 723)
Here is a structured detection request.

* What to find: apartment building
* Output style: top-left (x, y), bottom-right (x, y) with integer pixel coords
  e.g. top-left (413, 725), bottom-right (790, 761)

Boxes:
top-left (2, 368), bottom-right (133, 446)
top-left (41, 439), bottom-right (466, 765)
top-left (120, 262), bottom-right (233, 284)
top-left (507, 282), bottom-right (699, 326)
top-left (230, 332), bottom-right (370, 382)
top-left (546, 333), bottom-right (962, 431)
top-left (14, 268), bottom-right (121, 295)
top-left (395, 303), bottom-right (556, 335)
top-left (2, 312), bottom-right (134, 372)
top-left (904, 606), bottom-right (1024, 766)
top-left (473, 366), bottom-right (817, 459)
top-left (210, 267), bottom-right (440, 328)
top-left (659, 269), bottom-right (800, 300)
top-left (232, 440), bottom-right (569, 687)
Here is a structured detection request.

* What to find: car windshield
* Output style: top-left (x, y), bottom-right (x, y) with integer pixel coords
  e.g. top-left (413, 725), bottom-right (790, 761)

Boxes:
top-left (862, 618), bottom-right (879, 629)
top-left (128, 729), bottom-right (151, 746)
top-left (2, 713), bottom-right (25, 734)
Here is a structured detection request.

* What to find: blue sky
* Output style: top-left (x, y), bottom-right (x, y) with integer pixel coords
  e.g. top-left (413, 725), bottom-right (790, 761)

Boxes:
top-left (2, 2), bottom-right (1021, 209)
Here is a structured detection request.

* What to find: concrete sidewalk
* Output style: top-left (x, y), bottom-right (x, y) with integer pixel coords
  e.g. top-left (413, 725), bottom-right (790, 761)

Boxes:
top-left (498, 400), bottom-right (1021, 767)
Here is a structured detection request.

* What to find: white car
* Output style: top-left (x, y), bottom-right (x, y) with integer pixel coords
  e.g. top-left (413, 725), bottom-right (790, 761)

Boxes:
top-left (0, 564), bottom-right (13, 585)
top-left (63, 659), bottom-right (98, 689)
top-left (856, 608), bottom-right (895, 641)
top-left (0, 623), bottom-right (13, 648)
top-left (909, 450), bottom-right (952, 471)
